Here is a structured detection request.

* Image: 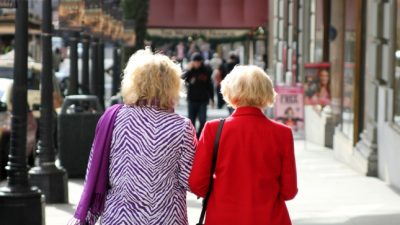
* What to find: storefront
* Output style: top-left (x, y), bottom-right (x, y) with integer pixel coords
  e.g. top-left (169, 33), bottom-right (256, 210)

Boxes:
top-left (372, 0), bottom-right (400, 190)
top-left (332, 0), bottom-right (368, 175)
top-left (271, 0), bottom-right (400, 191)
top-left (321, 0), bottom-right (400, 191)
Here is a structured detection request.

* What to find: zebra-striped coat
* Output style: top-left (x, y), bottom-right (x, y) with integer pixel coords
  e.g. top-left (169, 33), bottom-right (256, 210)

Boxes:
top-left (94, 105), bottom-right (197, 225)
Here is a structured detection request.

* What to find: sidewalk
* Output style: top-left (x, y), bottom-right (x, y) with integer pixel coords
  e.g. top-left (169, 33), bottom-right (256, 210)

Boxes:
top-left (46, 140), bottom-right (400, 225)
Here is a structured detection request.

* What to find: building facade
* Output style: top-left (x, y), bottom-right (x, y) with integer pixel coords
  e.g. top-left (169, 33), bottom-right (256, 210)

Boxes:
top-left (270, 0), bottom-right (400, 191)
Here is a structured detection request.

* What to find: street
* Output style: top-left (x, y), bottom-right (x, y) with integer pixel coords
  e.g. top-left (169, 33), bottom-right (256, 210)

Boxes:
top-left (45, 130), bottom-right (400, 225)
top-left (2, 0), bottom-right (400, 224)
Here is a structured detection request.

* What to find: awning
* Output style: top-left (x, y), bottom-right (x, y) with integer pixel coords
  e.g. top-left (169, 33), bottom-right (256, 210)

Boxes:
top-left (148, 0), bottom-right (268, 30)
top-left (0, 24), bottom-right (41, 35)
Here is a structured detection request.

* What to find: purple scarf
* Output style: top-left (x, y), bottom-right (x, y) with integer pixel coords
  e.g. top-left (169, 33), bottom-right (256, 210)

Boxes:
top-left (69, 104), bottom-right (123, 225)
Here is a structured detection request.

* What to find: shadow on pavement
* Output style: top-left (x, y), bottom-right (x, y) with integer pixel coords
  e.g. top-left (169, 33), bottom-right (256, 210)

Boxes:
top-left (51, 204), bottom-right (76, 214)
top-left (293, 213), bottom-right (400, 225)
top-left (187, 198), bottom-right (202, 208)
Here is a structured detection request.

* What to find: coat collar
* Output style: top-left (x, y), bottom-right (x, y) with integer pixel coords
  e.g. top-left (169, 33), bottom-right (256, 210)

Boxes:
top-left (231, 106), bottom-right (266, 118)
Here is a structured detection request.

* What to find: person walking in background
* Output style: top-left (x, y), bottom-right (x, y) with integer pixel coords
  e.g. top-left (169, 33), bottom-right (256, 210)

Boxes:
top-left (71, 49), bottom-right (198, 225)
top-left (189, 65), bottom-right (297, 225)
top-left (225, 53), bottom-right (240, 114)
top-left (226, 52), bottom-right (240, 73)
top-left (210, 53), bottom-right (227, 109)
top-left (209, 53), bottom-right (222, 70)
top-left (53, 48), bottom-right (63, 72)
top-left (182, 52), bottom-right (214, 137)
top-left (213, 63), bottom-right (228, 109)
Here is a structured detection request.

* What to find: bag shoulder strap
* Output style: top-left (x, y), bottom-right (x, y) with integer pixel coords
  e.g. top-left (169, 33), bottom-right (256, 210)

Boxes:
top-left (197, 118), bottom-right (225, 225)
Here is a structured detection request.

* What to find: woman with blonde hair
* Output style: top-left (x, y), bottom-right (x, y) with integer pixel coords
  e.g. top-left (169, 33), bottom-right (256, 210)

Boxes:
top-left (189, 65), bottom-right (297, 225)
top-left (71, 49), bottom-right (197, 225)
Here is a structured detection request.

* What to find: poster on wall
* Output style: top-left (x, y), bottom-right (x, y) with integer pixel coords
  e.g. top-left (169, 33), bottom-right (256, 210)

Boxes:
top-left (274, 85), bottom-right (304, 138)
top-left (58, 0), bottom-right (83, 29)
top-left (303, 63), bottom-right (331, 107)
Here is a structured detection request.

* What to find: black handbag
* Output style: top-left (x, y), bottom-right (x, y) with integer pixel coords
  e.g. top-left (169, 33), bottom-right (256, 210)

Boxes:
top-left (196, 119), bottom-right (225, 225)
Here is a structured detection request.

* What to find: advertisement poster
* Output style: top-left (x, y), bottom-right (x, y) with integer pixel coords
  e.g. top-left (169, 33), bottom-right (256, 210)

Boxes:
top-left (274, 85), bottom-right (304, 138)
top-left (303, 63), bottom-right (330, 107)
top-left (58, 0), bottom-right (83, 29)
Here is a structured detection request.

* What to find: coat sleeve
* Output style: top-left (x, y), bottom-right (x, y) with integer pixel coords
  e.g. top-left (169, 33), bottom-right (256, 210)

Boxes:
top-left (189, 122), bottom-right (215, 197)
top-left (181, 70), bottom-right (190, 82)
top-left (207, 67), bottom-right (214, 102)
top-left (178, 120), bottom-right (198, 191)
top-left (279, 128), bottom-right (298, 201)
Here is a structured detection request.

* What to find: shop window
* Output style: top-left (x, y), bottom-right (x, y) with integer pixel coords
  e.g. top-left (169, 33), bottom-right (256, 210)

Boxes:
top-left (314, 0), bottom-right (324, 62)
top-left (394, 0), bottom-right (400, 126)
top-left (341, 0), bottom-right (356, 139)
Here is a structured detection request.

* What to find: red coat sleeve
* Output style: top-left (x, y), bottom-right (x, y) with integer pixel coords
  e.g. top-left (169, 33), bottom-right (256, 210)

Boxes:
top-left (280, 128), bottom-right (298, 201)
top-left (189, 122), bottom-right (215, 197)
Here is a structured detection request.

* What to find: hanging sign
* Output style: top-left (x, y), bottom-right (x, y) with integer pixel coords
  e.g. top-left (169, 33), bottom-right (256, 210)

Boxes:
top-left (58, 0), bottom-right (83, 29)
top-left (0, 0), bottom-right (16, 8)
top-left (84, 0), bottom-right (102, 34)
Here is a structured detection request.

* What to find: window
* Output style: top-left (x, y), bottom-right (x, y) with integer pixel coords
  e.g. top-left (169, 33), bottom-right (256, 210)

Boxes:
top-left (394, 0), bottom-right (400, 126)
top-left (313, 0), bottom-right (324, 62)
top-left (341, 0), bottom-right (356, 139)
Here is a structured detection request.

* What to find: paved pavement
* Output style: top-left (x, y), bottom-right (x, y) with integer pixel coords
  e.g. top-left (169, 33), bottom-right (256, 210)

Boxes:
top-left (45, 140), bottom-right (400, 225)
top-left (2, 103), bottom-right (400, 224)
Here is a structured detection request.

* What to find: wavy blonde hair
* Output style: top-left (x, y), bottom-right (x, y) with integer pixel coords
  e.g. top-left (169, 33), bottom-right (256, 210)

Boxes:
top-left (221, 65), bottom-right (276, 109)
top-left (121, 49), bottom-right (182, 109)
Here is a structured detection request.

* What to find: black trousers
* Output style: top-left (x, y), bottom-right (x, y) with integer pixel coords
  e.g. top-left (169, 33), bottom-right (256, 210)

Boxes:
top-left (188, 101), bottom-right (208, 138)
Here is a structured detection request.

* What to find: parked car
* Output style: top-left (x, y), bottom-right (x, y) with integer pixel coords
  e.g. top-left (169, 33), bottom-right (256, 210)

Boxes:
top-left (0, 78), bottom-right (38, 180)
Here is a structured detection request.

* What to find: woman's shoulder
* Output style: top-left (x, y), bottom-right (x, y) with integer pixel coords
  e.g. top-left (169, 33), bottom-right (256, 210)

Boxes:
top-left (267, 118), bottom-right (293, 137)
top-left (268, 117), bottom-right (291, 129)
top-left (205, 118), bottom-right (225, 128)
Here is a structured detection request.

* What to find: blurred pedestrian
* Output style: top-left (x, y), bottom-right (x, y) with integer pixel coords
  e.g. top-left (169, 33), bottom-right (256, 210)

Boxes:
top-left (182, 52), bottom-right (214, 137)
top-left (189, 65), bottom-right (297, 225)
top-left (226, 52), bottom-right (240, 73)
top-left (53, 48), bottom-right (63, 72)
top-left (176, 41), bottom-right (185, 62)
top-left (213, 62), bottom-right (228, 109)
top-left (226, 53), bottom-right (240, 114)
top-left (71, 49), bottom-right (197, 225)
top-left (210, 53), bottom-right (226, 109)
top-left (209, 52), bottom-right (222, 70)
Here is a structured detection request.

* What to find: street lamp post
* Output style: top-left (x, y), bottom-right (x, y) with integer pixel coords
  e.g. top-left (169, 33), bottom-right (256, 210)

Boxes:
top-left (0, 0), bottom-right (44, 224)
top-left (29, 0), bottom-right (68, 204)
top-left (68, 31), bottom-right (79, 95)
top-left (81, 33), bottom-right (91, 94)
top-left (98, 39), bottom-right (105, 108)
top-left (90, 36), bottom-right (99, 98)
top-left (112, 41), bottom-right (121, 96)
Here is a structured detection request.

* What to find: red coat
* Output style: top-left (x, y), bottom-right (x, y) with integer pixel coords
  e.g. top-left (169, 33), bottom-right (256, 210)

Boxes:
top-left (189, 107), bottom-right (297, 225)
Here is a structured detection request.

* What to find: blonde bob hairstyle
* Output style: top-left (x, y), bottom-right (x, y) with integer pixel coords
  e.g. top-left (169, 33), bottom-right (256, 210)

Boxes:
top-left (221, 65), bottom-right (276, 109)
top-left (121, 49), bottom-right (182, 109)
